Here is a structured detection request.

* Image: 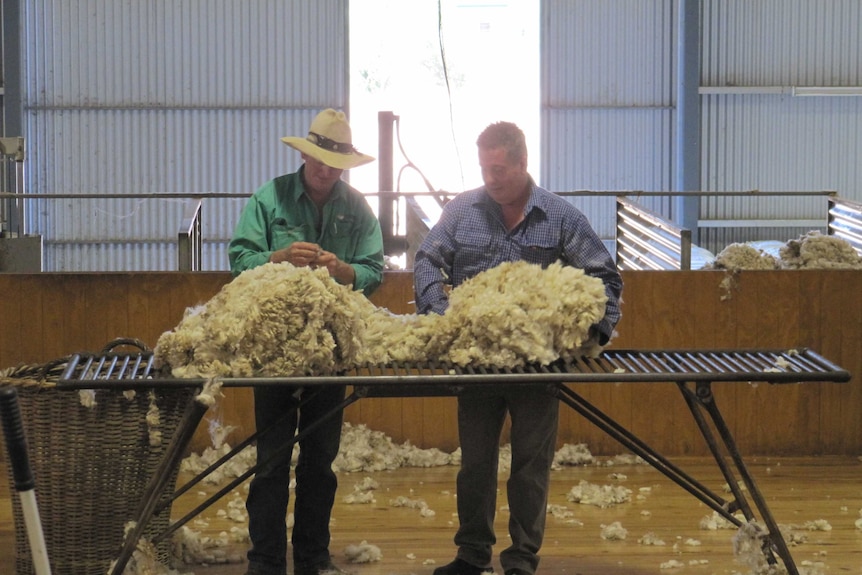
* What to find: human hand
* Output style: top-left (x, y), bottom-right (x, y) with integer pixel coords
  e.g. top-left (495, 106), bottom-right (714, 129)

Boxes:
top-left (313, 250), bottom-right (355, 285)
top-left (270, 241), bottom-right (322, 267)
top-left (312, 250), bottom-right (338, 273)
top-left (577, 326), bottom-right (606, 358)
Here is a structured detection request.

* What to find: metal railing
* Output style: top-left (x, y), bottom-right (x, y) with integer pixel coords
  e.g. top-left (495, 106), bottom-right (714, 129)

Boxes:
top-left (0, 137), bottom-right (26, 237)
top-left (828, 196), bottom-right (862, 256)
top-left (177, 199), bottom-right (203, 271)
top-left (616, 196), bottom-right (692, 270)
top-left (611, 190), bottom-right (842, 270)
top-left (0, 188), bottom-right (857, 272)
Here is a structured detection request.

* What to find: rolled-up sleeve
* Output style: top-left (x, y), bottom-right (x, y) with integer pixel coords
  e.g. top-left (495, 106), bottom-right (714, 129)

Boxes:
top-left (228, 190), bottom-right (275, 276)
top-left (414, 205), bottom-right (458, 315)
top-left (561, 212), bottom-right (623, 343)
top-left (348, 210), bottom-right (384, 296)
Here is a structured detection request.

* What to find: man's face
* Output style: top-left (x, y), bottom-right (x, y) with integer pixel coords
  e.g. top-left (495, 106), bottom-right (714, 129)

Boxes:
top-left (478, 146), bottom-right (529, 206)
top-left (301, 153), bottom-right (344, 196)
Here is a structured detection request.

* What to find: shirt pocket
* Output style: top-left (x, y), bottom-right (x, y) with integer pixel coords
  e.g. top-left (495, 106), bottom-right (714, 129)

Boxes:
top-left (324, 214), bottom-right (357, 259)
top-left (271, 219), bottom-right (308, 250)
top-left (452, 231), bottom-right (495, 276)
top-left (329, 214), bottom-right (357, 239)
top-left (518, 235), bottom-right (561, 267)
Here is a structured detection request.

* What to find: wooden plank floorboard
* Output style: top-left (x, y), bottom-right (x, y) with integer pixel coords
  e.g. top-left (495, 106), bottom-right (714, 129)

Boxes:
top-left (3, 456), bottom-right (861, 575)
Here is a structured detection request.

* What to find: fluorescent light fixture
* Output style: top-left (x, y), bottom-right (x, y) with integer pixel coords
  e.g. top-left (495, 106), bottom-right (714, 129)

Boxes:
top-left (792, 86), bottom-right (862, 97)
top-left (700, 86), bottom-right (791, 95)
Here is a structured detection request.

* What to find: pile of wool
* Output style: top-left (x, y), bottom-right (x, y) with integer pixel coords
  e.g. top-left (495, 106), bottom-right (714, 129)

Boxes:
top-left (566, 479), bottom-right (633, 508)
top-left (779, 231), bottom-right (862, 269)
top-left (602, 453), bottom-right (647, 466)
top-left (638, 532), bottom-right (667, 546)
top-left (351, 305), bottom-right (439, 364)
top-left (342, 540), bottom-right (383, 564)
top-left (546, 503), bottom-right (579, 522)
top-left (706, 232), bottom-right (862, 272)
top-left (154, 263), bottom-right (378, 377)
top-left (600, 521), bottom-right (628, 540)
top-left (357, 261), bottom-right (607, 368)
top-left (156, 260), bottom-right (610, 377)
top-left (731, 521), bottom-right (789, 575)
top-left (332, 422), bottom-right (455, 472)
top-left (552, 442), bottom-right (595, 468)
top-left (708, 243), bottom-right (779, 271)
top-left (356, 260), bottom-right (609, 367)
top-left (425, 260), bottom-right (608, 367)
top-left (699, 510), bottom-right (742, 530)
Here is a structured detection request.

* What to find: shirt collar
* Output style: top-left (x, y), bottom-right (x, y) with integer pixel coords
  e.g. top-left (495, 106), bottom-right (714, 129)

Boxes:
top-left (523, 176), bottom-right (544, 214)
top-left (477, 175), bottom-right (545, 215)
top-left (295, 165), bottom-right (348, 203)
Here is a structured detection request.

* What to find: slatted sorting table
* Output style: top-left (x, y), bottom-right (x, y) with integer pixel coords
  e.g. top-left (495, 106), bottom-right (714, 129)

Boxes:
top-left (57, 346), bottom-right (851, 575)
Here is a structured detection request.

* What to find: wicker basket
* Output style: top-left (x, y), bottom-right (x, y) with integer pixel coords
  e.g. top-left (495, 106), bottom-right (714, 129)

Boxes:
top-left (1, 353), bottom-right (196, 575)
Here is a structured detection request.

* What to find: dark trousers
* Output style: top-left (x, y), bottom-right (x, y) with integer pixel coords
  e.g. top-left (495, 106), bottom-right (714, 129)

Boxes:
top-left (453, 388), bottom-right (559, 574)
top-left (245, 384), bottom-right (346, 573)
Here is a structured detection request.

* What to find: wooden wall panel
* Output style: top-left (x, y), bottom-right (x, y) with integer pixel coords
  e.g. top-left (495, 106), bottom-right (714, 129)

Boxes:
top-left (55, 276), bottom-right (90, 359)
top-left (0, 270), bottom-right (858, 459)
top-left (127, 274), bottom-right (162, 350)
top-left (826, 271), bottom-right (862, 452)
top-left (0, 276), bottom-right (21, 368)
top-left (626, 273), bottom-right (697, 455)
top-left (16, 276), bottom-right (45, 364)
top-left (841, 272), bottom-right (862, 449)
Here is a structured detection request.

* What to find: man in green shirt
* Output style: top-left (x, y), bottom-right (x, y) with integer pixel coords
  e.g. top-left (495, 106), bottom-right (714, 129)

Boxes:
top-left (229, 109), bottom-right (384, 575)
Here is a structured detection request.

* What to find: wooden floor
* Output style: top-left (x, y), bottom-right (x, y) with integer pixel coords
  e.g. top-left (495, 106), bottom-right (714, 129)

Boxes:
top-left (2, 455), bottom-right (862, 575)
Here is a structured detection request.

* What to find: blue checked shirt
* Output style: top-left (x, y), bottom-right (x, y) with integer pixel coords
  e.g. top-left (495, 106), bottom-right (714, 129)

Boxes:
top-left (413, 182), bottom-right (623, 343)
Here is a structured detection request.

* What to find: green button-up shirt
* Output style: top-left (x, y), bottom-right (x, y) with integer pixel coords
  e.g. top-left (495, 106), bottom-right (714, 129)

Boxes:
top-left (228, 169), bottom-right (384, 296)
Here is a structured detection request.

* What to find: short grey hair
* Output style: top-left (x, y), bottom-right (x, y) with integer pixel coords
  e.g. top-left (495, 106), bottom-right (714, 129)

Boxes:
top-left (476, 121), bottom-right (527, 164)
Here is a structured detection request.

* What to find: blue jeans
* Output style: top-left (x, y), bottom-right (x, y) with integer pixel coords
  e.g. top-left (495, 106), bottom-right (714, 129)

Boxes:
top-left (453, 388), bottom-right (559, 574)
top-left (245, 384), bottom-right (346, 573)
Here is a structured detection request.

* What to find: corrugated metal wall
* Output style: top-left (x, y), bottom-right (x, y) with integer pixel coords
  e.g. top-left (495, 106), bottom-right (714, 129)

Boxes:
top-left (21, 0), bottom-right (348, 271)
top-left (15, 0), bottom-right (862, 269)
top-left (698, 0), bottom-right (862, 253)
top-left (541, 0), bottom-right (676, 240)
top-left (541, 0), bottom-right (862, 254)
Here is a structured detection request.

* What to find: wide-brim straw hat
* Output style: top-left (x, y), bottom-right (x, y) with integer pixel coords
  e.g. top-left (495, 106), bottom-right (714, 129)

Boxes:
top-left (280, 108), bottom-right (375, 170)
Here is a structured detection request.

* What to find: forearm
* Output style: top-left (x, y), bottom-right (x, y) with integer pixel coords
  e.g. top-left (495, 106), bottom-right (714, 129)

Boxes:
top-left (331, 259), bottom-right (357, 286)
top-left (563, 224), bottom-right (623, 342)
top-left (345, 217), bottom-right (384, 295)
top-left (413, 253), bottom-right (451, 314)
top-left (229, 241), bottom-right (272, 276)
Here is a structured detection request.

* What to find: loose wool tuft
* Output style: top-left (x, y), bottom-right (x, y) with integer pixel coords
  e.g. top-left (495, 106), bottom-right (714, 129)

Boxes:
top-left (708, 243), bottom-right (779, 271)
top-left (567, 479), bottom-right (633, 508)
top-left (154, 260), bottom-right (609, 377)
top-left (779, 231), bottom-right (862, 269)
top-left (342, 540), bottom-right (383, 564)
top-left (707, 232), bottom-right (862, 271)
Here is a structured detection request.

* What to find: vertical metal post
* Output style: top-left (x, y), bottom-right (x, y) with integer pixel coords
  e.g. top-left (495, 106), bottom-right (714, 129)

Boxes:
top-left (378, 111), bottom-right (396, 251)
top-left (15, 147), bottom-right (27, 236)
top-left (1, 137), bottom-right (26, 236)
top-left (2, 0), bottom-right (23, 139)
top-left (675, 0), bottom-right (701, 244)
top-left (177, 199), bottom-right (202, 271)
top-left (3, 0), bottom-right (24, 235)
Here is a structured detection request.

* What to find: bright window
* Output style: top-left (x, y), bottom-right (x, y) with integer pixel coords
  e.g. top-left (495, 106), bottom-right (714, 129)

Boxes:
top-left (349, 0), bottom-right (540, 205)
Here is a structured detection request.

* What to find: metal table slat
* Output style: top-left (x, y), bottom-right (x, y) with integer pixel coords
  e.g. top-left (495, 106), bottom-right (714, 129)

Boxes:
top-left (56, 348), bottom-right (851, 389)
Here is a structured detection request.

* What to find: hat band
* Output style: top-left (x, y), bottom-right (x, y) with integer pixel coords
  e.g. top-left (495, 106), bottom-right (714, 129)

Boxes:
top-left (307, 132), bottom-right (356, 155)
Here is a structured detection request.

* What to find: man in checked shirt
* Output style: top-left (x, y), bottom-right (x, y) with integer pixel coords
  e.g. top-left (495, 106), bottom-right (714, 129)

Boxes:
top-left (413, 121), bottom-right (623, 575)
